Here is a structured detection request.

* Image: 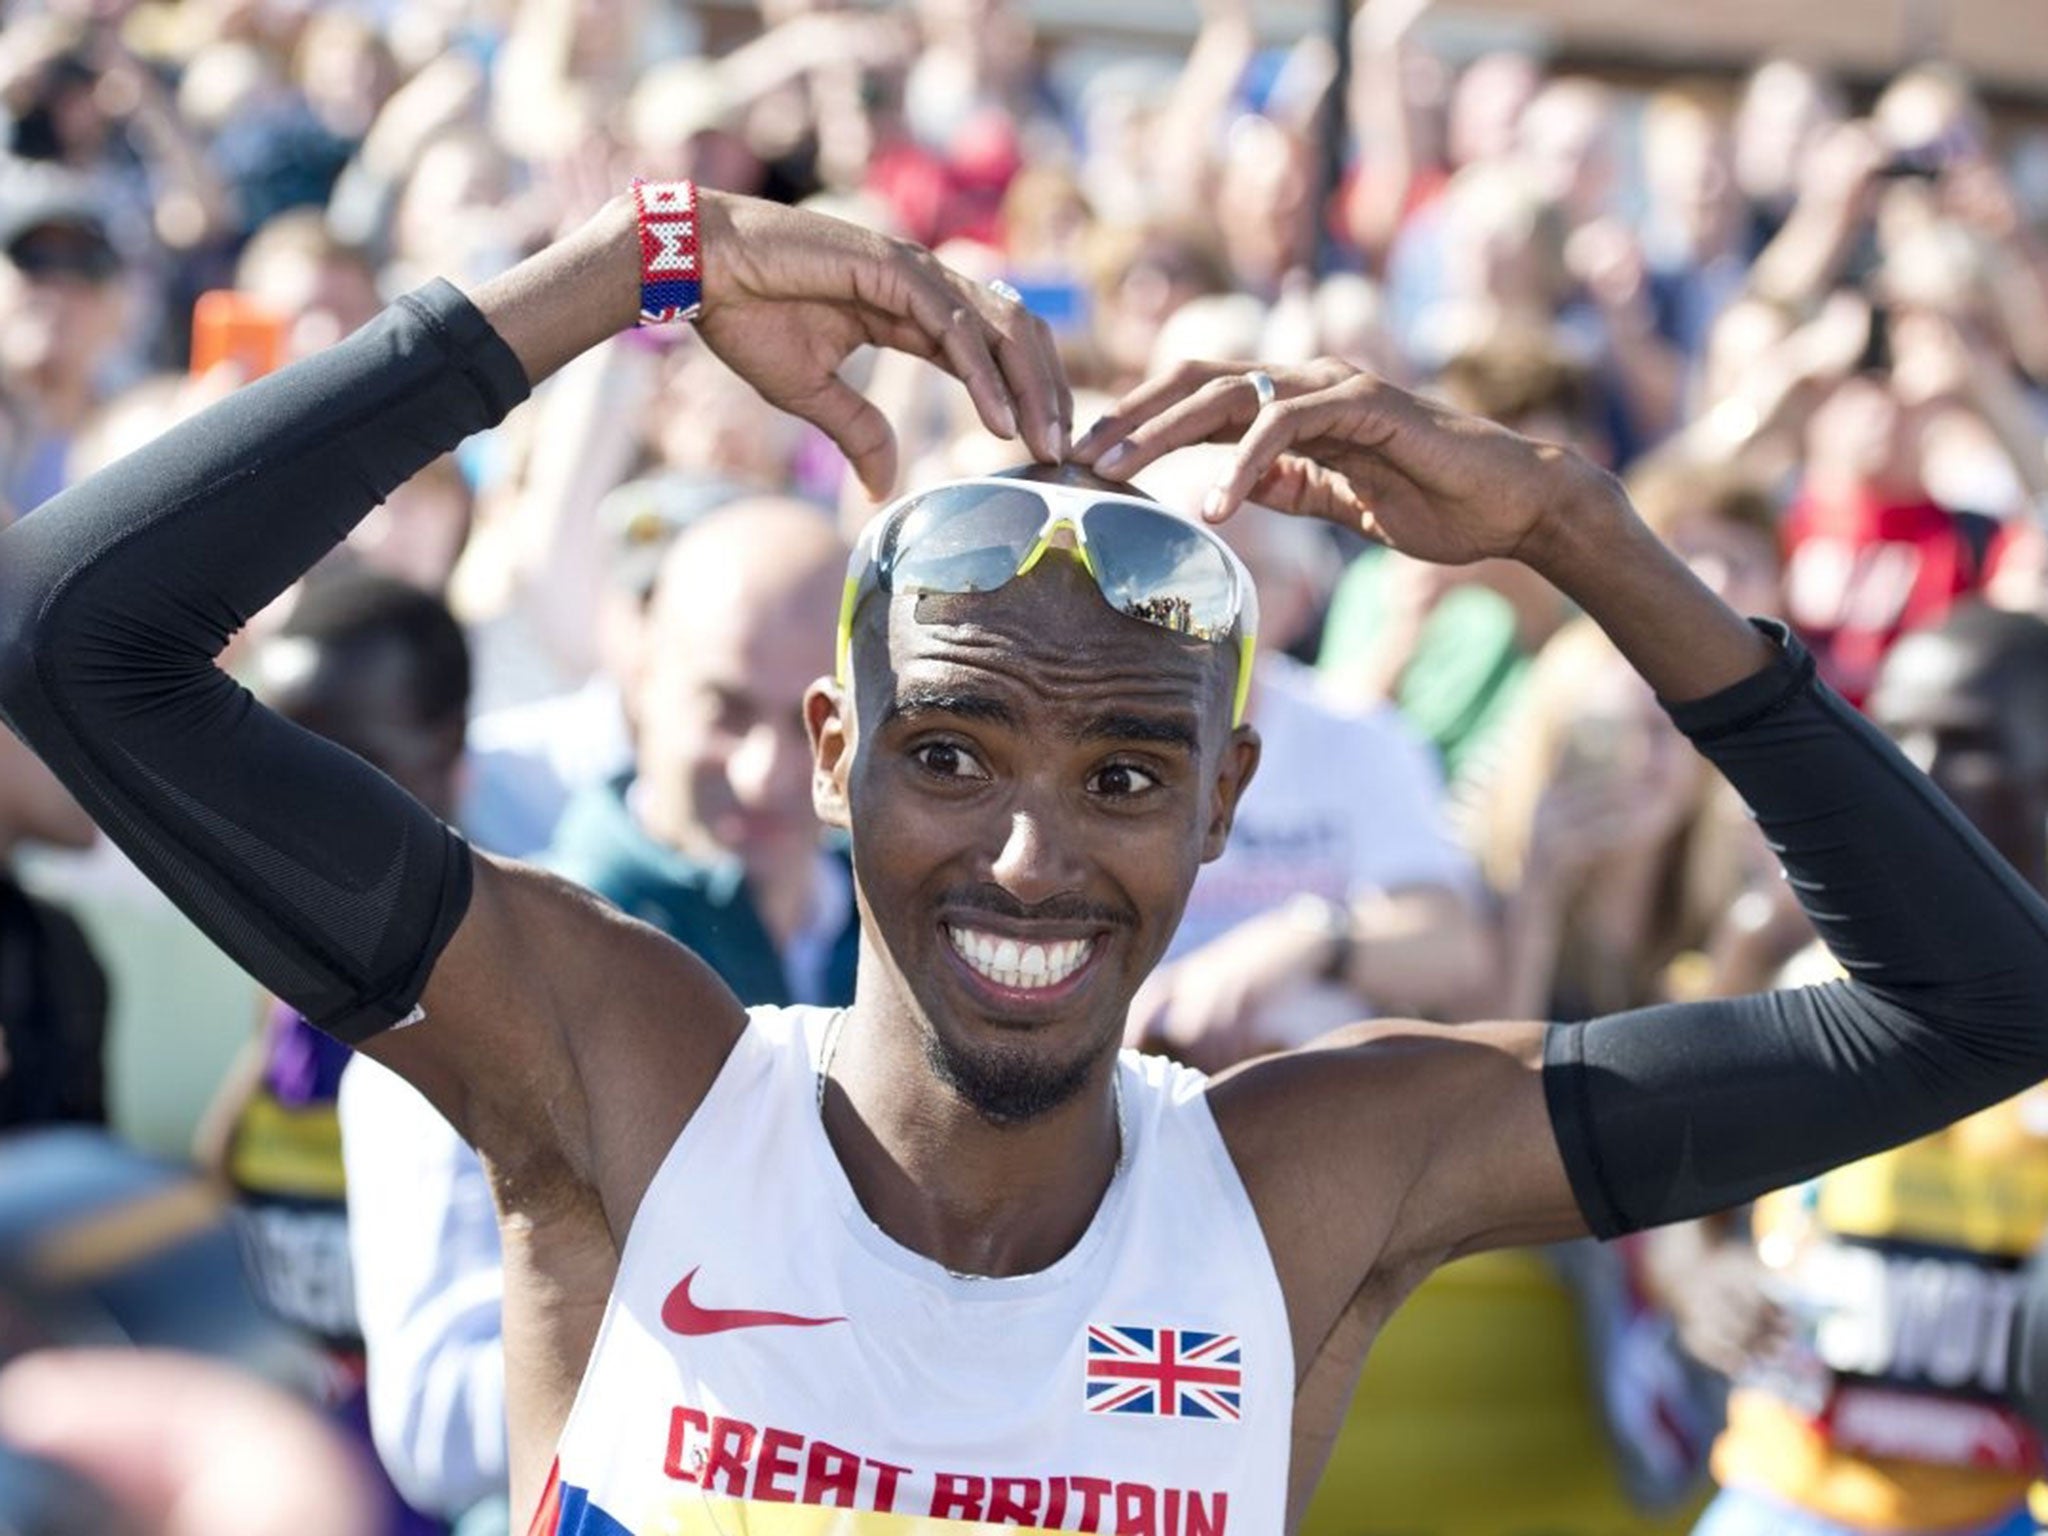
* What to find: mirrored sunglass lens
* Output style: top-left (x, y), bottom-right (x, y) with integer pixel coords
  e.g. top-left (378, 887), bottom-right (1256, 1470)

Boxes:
top-left (887, 487), bottom-right (1049, 595)
top-left (1083, 501), bottom-right (1240, 641)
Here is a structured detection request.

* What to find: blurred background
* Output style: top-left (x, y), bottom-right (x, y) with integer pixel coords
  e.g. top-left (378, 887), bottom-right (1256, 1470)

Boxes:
top-left (4, 0), bottom-right (2048, 1533)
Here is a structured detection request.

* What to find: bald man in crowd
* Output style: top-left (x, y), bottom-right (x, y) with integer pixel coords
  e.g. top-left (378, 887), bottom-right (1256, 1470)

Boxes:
top-left (544, 498), bottom-right (857, 1003)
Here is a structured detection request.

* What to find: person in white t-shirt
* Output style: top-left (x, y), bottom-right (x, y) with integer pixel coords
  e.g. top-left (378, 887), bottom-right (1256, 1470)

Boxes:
top-left (1128, 451), bottom-right (1487, 1069)
top-left (339, 1057), bottom-right (508, 1526)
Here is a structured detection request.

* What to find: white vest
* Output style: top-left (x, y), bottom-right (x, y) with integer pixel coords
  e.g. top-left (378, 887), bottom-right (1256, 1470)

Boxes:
top-left (542, 1005), bottom-right (1293, 1535)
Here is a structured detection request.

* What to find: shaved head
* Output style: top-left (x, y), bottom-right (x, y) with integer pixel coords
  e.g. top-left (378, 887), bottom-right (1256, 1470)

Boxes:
top-left (842, 468), bottom-right (1251, 738)
top-left (651, 497), bottom-right (849, 640)
top-left (636, 498), bottom-right (848, 875)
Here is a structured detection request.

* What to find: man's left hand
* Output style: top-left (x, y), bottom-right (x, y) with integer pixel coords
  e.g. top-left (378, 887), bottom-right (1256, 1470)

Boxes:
top-left (1071, 358), bottom-right (1612, 569)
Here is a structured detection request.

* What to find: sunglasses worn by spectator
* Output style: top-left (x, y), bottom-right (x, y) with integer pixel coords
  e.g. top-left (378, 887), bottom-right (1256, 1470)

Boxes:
top-left (837, 478), bottom-right (1260, 728)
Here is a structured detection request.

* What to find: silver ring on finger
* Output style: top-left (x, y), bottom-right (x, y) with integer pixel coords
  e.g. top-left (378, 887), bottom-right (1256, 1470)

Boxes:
top-left (1244, 369), bottom-right (1277, 412)
top-left (987, 278), bottom-right (1023, 305)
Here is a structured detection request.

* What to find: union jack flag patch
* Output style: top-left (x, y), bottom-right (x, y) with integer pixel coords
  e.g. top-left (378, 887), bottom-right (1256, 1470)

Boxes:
top-left (1085, 1325), bottom-right (1243, 1421)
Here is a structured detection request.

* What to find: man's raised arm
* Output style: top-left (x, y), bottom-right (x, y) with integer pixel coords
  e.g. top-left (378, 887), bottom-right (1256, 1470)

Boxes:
top-left (0, 278), bottom-right (520, 1045)
top-left (1073, 359), bottom-right (2048, 1260)
top-left (0, 189), bottom-right (1066, 1154)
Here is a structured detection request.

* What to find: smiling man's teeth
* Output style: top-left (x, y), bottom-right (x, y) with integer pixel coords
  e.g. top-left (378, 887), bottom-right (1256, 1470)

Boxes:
top-left (946, 925), bottom-right (1094, 990)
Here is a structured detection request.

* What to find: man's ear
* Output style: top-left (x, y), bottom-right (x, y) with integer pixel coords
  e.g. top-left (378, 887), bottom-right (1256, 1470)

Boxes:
top-left (806, 678), bottom-right (853, 830)
top-left (1201, 725), bottom-right (1261, 862)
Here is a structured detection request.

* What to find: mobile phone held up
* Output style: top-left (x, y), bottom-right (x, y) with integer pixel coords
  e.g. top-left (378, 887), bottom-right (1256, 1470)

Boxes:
top-left (189, 290), bottom-right (289, 380)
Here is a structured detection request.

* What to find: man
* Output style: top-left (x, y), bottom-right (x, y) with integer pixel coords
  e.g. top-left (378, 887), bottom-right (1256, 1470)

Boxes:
top-left (545, 500), bottom-right (857, 1004)
top-left (1781, 350), bottom-right (1989, 707)
top-left (1638, 90), bottom-right (1748, 365)
top-left (1664, 603), bottom-right (2048, 1536)
top-left (461, 471), bottom-right (744, 860)
top-left (6, 189), bottom-right (2048, 1535)
top-left (233, 210), bottom-right (384, 367)
top-left (0, 173), bottom-right (128, 513)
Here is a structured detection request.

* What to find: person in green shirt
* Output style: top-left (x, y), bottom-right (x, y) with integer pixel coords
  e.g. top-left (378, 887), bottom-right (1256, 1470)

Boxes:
top-left (545, 497), bottom-right (859, 1008)
top-left (1316, 333), bottom-right (1592, 779)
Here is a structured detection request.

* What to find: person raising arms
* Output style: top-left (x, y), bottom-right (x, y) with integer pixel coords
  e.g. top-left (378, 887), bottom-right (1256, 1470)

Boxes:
top-left (5, 186), bottom-right (2048, 1534)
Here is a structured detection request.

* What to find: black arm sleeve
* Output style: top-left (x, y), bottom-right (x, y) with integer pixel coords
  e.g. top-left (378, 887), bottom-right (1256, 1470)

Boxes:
top-left (0, 281), bottom-right (531, 1042)
top-left (1542, 620), bottom-right (2048, 1238)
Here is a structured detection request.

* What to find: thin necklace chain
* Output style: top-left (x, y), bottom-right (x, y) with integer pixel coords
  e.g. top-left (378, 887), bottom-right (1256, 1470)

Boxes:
top-left (813, 1008), bottom-right (1128, 1282)
top-left (816, 1007), bottom-right (845, 1111)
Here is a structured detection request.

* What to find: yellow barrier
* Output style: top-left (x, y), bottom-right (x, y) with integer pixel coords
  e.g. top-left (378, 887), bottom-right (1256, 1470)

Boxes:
top-left (1301, 1250), bottom-right (1707, 1536)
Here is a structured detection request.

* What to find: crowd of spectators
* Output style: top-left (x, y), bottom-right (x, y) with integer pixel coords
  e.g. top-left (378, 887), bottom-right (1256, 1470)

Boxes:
top-left (4, 0), bottom-right (2048, 1532)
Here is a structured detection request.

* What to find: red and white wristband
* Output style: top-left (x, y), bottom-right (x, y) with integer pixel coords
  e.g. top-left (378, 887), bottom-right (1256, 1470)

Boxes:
top-left (631, 178), bottom-right (702, 326)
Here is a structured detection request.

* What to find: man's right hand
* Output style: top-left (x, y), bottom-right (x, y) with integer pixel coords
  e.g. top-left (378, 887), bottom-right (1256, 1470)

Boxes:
top-left (471, 190), bottom-right (1069, 501)
top-left (695, 192), bottom-right (1070, 497)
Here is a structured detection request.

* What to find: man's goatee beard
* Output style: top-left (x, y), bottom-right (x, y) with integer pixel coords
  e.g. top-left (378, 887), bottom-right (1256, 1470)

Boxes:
top-left (921, 1025), bottom-right (1097, 1126)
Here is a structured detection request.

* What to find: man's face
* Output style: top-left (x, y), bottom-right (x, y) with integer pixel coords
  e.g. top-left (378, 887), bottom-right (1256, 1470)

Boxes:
top-left (813, 556), bottom-right (1258, 1123)
top-left (244, 250), bottom-right (381, 362)
top-left (1805, 374), bottom-right (1927, 498)
top-left (637, 568), bottom-right (832, 873)
top-left (1871, 629), bottom-right (2048, 873)
top-left (0, 236), bottom-right (123, 398)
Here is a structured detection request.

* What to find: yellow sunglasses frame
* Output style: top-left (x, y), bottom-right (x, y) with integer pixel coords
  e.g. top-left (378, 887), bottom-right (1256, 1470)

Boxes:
top-left (835, 489), bottom-right (1258, 729)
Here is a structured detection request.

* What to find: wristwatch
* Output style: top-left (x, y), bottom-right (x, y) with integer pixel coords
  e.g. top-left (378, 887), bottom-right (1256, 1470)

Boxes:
top-left (1285, 891), bottom-right (1356, 984)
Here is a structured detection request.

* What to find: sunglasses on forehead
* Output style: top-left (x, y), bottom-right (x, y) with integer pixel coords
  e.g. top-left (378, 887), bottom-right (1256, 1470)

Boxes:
top-left (836, 478), bottom-right (1260, 728)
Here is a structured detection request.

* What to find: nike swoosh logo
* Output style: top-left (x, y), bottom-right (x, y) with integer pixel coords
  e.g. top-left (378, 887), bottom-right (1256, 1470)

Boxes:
top-left (661, 1267), bottom-right (846, 1337)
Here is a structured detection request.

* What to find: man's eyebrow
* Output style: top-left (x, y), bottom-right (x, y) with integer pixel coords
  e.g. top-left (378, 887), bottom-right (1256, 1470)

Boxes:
top-left (1074, 711), bottom-right (1200, 754)
top-left (880, 688), bottom-right (1019, 730)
